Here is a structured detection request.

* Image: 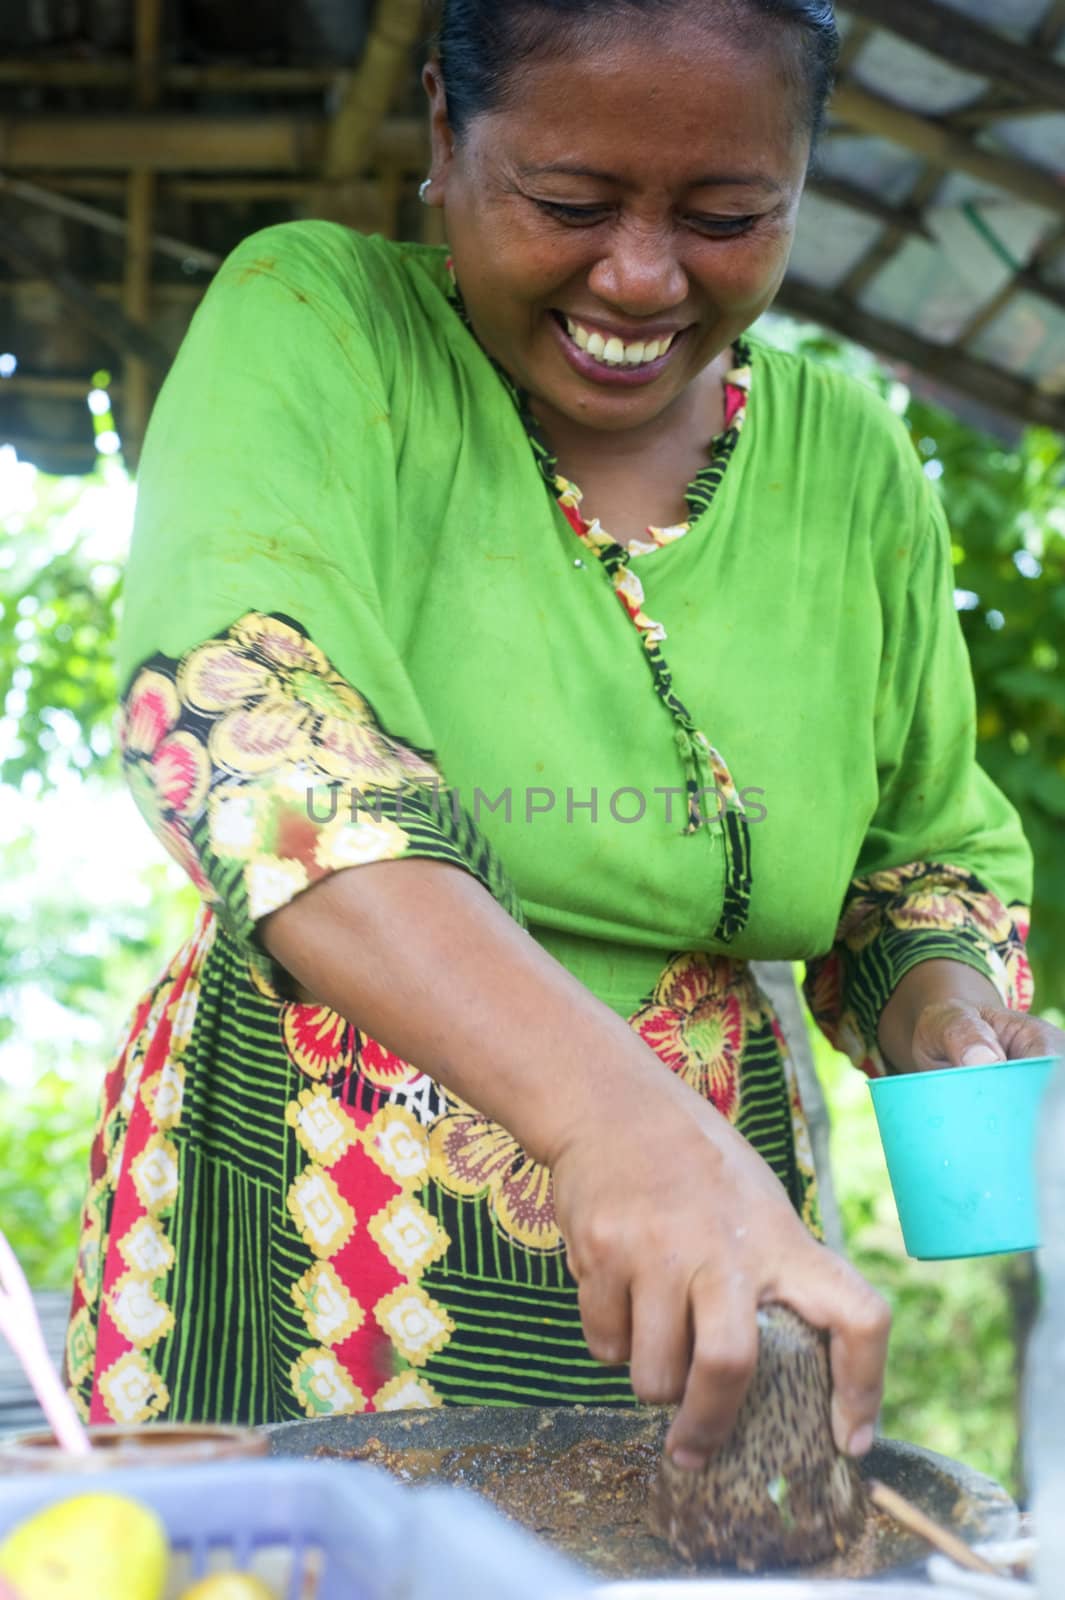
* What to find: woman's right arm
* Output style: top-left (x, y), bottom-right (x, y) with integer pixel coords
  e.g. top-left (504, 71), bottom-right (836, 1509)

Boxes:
top-left (262, 856), bottom-right (891, 1468)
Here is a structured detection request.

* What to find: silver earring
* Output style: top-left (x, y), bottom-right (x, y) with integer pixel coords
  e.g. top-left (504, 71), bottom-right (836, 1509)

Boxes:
top-left (418, 178), bottom-right (432, 203)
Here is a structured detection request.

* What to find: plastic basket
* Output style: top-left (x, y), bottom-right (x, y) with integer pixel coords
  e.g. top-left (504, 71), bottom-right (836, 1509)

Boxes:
top-left (0, 1458), bottom-right (590, 1600)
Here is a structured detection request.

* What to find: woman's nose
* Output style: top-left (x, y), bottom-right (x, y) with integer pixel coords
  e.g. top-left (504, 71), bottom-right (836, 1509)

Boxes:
top-left (586, 224), bottom-right (689, 314)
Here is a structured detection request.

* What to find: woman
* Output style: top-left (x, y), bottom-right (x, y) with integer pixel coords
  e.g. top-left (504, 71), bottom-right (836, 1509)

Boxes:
top-left (68, 0), bottom-right (1055, 1472)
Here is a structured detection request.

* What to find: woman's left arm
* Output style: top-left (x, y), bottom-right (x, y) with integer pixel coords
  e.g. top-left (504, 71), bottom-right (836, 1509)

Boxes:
top-left (805, 436), bottom-right (1043, 1079)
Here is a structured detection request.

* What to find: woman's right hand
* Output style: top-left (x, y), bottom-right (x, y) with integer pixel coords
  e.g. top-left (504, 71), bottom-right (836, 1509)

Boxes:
top-left (263, 859), bottom-right (889, 1470)
top-left (549, 1082), bottom-right (891, 1470)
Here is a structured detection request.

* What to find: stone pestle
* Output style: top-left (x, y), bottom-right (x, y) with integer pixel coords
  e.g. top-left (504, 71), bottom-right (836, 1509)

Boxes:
top-left (650, 1303), bottom-right (870, 1571)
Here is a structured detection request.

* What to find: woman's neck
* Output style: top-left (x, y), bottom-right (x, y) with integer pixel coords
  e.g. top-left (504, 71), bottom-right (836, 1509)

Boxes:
top-left (529, 348), bottom-right (730, 469)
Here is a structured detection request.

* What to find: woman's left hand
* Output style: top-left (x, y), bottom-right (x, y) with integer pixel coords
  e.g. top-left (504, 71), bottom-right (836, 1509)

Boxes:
top-left (910, 1002), bottom-right (1065, 1072)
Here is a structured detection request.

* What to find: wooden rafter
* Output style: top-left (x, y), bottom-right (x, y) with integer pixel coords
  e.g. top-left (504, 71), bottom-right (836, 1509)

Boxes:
top-left (951, 96), bottom-right (1045, 130)
top-left (0, 61), bottom-right (340, 92)
top-left (0, 175), bottom-right (219, 271)
top-left (774, 276), bottom-right (1065, 430)
top-left (957, 221), bottom-right (1065, 349)
top-left (322, 0), bottom-right (425, 180)
top-left (0, 116), bottom-right (428, 172)
top-left (0, 279), bottom-right (204, 304)
top-left (120, 0), bottom-right (165, 470)
top-left (0, 374), bottom-right (124, 399)
top-left (313, 0), bottom-right (426, 227)
top-left (837, 16), bottom-right (873, 72)
top-left (807, 175), bottom-right (928, 240)
top-left (842, 0), bottom-right (1065, 114)
top-left (1037, 0), bottom-right (1065, 52)
top-left (837, 166), bottom-right (944, 302)
top-left (831, 83), bottom-right (1065, 219)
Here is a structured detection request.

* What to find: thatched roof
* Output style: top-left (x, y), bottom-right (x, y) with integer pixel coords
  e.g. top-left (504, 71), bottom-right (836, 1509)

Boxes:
top-left (4, 0), bottom-right (1065, 474)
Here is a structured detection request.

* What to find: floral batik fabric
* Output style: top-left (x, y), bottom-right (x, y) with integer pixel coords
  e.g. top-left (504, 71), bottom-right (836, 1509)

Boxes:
top-left (69, 612), bottom-right (821, 1423)
top-left (804, 863), bottom-right (1032, 1078)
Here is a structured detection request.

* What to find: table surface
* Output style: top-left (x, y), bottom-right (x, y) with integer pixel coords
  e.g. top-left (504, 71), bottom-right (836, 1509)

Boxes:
top-left (0, 1291), bottom-right (69, 1438)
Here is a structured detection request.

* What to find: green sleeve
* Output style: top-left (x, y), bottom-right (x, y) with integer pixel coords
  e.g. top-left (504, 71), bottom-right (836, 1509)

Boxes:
top-left (116, 222), bottom-right (522, 990)
top-left (804, 467), bottom-right (1033, 1075)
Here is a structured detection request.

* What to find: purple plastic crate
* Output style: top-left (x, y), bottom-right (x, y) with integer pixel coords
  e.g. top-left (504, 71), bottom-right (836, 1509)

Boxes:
top-left (0, 1458), bottom-right (590, 1600)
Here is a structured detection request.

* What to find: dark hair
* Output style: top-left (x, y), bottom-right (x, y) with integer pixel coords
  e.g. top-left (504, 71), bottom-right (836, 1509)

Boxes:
top-left (429, 0), bottom-right (839, 153)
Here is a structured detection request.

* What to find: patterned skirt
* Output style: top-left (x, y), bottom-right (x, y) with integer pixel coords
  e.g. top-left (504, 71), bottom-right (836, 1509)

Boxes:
top-left (66, 906), bottom-right (818, 1425)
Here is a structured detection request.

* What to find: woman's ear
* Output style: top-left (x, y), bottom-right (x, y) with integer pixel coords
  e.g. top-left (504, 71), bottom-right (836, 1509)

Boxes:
top-left (421, 57), bottom-right (456, 200)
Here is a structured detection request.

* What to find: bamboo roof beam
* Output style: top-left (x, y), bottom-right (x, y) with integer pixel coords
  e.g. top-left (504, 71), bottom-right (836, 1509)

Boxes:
top-left (842, 0), bottom-right (1065, 114)
top-left (0, 61), bottom-right (341, 92)
top-left (957, 222), bottom-right (1065, 349)
top-left (831, 83), bottom-right (1065, 220)
top-left (0, 279), bottom-right (205, 303)
top-left (837, 17), bottom-right (872, 70)
top-left (0, 115), bottom-right (428, 172)
top-left (313, 0), bottom-right (426, 224)
top-left (807, 174), bottom-right (929, 239)
top-left (18, 175), bottom-right (338, 203)
top-left (323, 0), bottom-right (426, 178)
top-left (835, 165), bottom-right (945, 302)
top-left (123, 0), bottom-right (165, 471)
top-left (0, 174), bottom-right (220, 270)
top-left (951, 97), bottom-right (1047, 130)
top-left (774, 275), bottom-right (1065, 430)
top-left (1037, 0), bottom-right (1065, 52)
top-left (0, 374), bottom-right (124, 399)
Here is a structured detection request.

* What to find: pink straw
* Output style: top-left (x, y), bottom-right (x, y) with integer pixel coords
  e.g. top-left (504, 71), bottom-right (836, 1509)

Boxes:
top-left (0, 1227), bottom-right (92, 1456)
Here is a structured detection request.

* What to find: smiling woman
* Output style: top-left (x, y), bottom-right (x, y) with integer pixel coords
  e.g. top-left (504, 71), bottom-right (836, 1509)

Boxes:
top-left (422, 0), bottom-right (824, 483)
top-left (64, 0), bottom-right (1052, 1498)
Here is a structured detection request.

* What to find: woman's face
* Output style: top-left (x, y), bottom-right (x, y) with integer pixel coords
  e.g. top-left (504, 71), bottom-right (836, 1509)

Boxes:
top-left (424, 14), bottom-right (812, 439)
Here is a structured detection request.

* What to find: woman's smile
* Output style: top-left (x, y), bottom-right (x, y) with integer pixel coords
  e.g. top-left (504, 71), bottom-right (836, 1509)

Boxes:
top-left (548, 308), bottom-right (694, 388)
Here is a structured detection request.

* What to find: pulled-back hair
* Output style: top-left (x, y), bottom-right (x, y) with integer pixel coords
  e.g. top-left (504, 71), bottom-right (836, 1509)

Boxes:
top-left (428, 0), bottom-right (839, 152)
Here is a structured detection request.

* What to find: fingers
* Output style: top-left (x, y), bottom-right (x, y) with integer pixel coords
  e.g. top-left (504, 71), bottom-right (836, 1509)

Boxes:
top-left (914, 1002), bottom-right (1005, 1070)
top-left (578, 1272), bottom-right (632, 1368)
top-left (783, 1246), bottom-right (891, 1456)
top-left (979, 1005), bottom-right (1065, 1063)
top-left (663, 1266), bottom-right (759, 1469)
top-left (628, 1268), bottom-right (692, 1407)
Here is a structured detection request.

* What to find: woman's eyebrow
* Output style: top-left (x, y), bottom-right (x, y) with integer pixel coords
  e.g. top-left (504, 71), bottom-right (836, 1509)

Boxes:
top-left (517, 162), bottom-right (784, 193)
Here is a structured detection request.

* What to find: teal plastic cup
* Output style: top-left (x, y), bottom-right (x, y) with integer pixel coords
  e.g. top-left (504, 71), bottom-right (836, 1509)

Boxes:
top-left (867, 1054), bottom-right (1061, 1260)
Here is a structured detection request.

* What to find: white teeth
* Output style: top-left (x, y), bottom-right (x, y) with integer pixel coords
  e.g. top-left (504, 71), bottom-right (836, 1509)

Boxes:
top-left (562, 314), bottom-right (676, 368)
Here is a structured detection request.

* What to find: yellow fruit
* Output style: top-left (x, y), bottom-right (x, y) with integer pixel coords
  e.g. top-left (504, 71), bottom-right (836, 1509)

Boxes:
top-left (0, 1491), bottom-right (168, 1600)
top-left (181, 1579), bottom-right (277, 1599)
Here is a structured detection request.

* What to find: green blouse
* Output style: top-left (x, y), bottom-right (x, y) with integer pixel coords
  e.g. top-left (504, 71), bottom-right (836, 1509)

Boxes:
top-left (117, 219), bottom-right (1032, 1037)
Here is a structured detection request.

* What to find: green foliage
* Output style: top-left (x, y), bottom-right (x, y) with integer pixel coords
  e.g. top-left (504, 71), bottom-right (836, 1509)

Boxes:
top-left (0, 461), bottom-right (125, 789)
top-left (923, 420), bottom-right (1065, 1011)
top-left (0, 791), bottom-right (200, 1289)
top-left (0, 1073), bottom-right (99, 1290)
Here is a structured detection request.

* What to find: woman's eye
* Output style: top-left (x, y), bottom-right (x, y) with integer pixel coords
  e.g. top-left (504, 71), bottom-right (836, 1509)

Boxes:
top-left (689, 215), bottom-right (757, 237)
top-left (534, 200), bottom-right (758, 236)
top-left (534, 200), bottom-right (611, 224)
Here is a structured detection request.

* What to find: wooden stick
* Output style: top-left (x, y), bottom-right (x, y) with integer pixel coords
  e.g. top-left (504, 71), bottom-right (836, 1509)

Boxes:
top-left (0, 174), bottom-right (220, 269)
top-left (868, 1480), bottom-right (1002, 1577)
